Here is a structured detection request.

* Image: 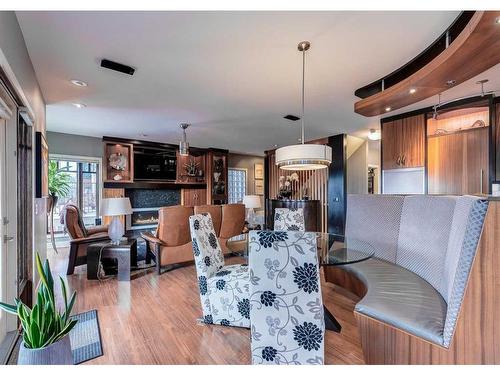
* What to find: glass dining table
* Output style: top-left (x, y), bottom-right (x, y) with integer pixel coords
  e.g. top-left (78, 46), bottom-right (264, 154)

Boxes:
top-left (226, 231), bottom-right (375, 333)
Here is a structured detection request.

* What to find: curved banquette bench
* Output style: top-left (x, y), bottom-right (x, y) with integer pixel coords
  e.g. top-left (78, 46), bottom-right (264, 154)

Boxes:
top-left (324, 194), bottom-right (496, 364)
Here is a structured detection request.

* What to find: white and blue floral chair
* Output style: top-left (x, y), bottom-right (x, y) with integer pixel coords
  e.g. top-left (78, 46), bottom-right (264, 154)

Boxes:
top-left (249, 230), bottom-right (325, 365)
top-left (274, 208), bottom-right (305, 231)
top-left (189, 213), bottom-right (250, 328)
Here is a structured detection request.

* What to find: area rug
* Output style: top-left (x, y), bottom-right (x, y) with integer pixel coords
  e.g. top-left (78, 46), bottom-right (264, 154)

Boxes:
top-left (7, 309), bottom-right (103, 365)
top-left (70, 309), bottom-right (103, 364)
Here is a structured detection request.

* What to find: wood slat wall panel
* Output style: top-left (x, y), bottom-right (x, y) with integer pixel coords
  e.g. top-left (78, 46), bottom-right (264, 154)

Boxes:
top-left (267, 152), bottom-right (328, 232)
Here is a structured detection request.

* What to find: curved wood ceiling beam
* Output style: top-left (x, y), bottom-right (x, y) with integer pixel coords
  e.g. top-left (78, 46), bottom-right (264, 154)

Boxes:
top-left (354, 11), bottom-right (500, 117)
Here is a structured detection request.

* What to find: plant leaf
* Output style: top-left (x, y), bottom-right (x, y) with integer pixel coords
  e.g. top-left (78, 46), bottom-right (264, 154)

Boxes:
top-left (53, 319), bottom-right (77, 343)
top-left (0, 301), bottom-right (18, 314)
top-left (44, 259), bottom-right (54, 292)
top-left (29, 319), bottom-right (41, 348)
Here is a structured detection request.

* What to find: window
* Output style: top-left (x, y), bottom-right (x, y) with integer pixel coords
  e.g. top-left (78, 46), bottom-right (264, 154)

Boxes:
top-left (49, 157), bottom-right (100, 233)
top-left (228, 168), bottom-right (246, 204)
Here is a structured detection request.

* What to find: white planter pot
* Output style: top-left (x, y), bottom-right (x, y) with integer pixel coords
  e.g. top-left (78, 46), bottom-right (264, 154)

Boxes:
top-left (18, 334), bottom-right (73, 365)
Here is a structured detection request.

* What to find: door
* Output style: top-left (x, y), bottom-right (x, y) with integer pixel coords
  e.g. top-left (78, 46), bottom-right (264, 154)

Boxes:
top-left (0, 113), bottom-right (17, 346)
top-left (401, 114), bottom-right (425, 168)
top-left (428, 128), bottom-right (488, 195)
top-left (0, 117), bottom-right (6, 344)
top-left (464, 127), bottom-right (489, 194)
top-left (381, 119), bottom-right (403, 169)
top-left (382, 115), bottom-right (425, 170)
top-left (0, 87), bottom-right (18, 354)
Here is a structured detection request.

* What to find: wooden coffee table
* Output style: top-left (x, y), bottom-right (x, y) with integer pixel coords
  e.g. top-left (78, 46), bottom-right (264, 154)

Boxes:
top-left (87, 238), bottom-right (138, 281)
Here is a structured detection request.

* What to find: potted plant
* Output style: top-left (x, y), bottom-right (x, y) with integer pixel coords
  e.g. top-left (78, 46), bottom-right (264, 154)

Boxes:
top-left (0, 253), bottom-right (77, 365)
top-left (47, 160), bottom-right (71, 253)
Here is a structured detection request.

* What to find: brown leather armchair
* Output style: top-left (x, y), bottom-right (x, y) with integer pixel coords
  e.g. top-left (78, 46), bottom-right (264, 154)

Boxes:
top-left (141, 204), bottom-right (245, 274)
top-left (63, 204), bottom-right (109, 275)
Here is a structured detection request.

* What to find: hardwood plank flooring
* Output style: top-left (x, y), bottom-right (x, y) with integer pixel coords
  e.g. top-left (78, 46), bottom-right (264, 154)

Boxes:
top-left (48, 247), bottom-right (365, 365)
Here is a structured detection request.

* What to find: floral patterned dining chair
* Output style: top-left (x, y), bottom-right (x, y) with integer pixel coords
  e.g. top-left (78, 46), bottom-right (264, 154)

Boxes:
top-left (189, 213), bottom-right (250, 328)
top-left (249, 230), bottom-right (325, 365)
top-left (274, 208), bottom-right (305, 231)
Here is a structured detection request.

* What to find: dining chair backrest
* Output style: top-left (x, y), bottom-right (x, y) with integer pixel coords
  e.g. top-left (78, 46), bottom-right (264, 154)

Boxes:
top-left (189, 213), bottom-right (225, 279)
top-left (274, 208), bottom-right (305, 231)
top-left (249, 230), bottom-right (325, 365)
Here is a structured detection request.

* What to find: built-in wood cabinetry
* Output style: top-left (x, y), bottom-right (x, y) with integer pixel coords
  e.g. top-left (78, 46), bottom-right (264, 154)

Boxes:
top-left (382, 114), bottom-right (425, 170)
top-left (182, 188), bottom-right (207, 207)
top-left (428, 127), bottom-right (489, 195)
top-left (206, 150), bottom-right (228, 204)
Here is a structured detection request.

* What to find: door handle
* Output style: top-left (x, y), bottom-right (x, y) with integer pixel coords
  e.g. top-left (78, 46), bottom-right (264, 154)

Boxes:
top-left (401, 155), bottom-right (406, 166)
top-left (3, 235), bottom-right (14, 243)
top-left (396, 155), bottom-right (401, 166)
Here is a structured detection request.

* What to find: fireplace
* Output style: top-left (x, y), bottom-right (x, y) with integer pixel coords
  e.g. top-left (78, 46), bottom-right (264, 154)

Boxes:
top-left (130, 209), bottom-right (159, 228)
top-left (125, 188), bottom-right (181, 230)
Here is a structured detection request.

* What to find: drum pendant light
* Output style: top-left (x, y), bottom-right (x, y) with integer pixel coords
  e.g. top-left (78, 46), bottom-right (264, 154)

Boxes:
top-left (275, 41), bottom-right (332, 170)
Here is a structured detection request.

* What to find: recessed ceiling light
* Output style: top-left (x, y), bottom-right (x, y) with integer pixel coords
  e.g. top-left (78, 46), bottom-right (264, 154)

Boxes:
top-left (274, 144), bottom-right (278, 147)
top-left (409, 88), bottom-right (417, 94)
top-left (446, 79), bottom-right (456, 87)
top-left (385, 106), bottom-right (391, 112)
top-left (72, 103), bottom-right (86, 109)
top-left (495, 16), bottom-right (500, 24)
top-left (70, 79), bottom-right (87, 87)
top-left (368, 129), bottom-right (381, 141)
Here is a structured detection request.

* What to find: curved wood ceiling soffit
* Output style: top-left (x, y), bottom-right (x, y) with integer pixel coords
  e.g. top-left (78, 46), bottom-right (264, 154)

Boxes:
top-left (354, 11), bottom-right (500, 117)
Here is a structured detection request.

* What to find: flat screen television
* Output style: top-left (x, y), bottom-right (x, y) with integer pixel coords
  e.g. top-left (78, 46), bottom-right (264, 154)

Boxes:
top-left (134, 146), bottom-right (177, 181)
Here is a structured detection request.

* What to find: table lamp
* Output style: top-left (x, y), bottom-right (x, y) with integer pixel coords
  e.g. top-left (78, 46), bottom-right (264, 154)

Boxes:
top-left (100, 197), bottom-right (133, 244)
top-left (242, 195), bottom-right (261, 226)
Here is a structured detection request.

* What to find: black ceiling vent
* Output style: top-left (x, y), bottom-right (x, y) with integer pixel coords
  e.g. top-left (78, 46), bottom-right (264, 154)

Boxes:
top-left (100, 59), bottom-right (135, 76)
top-left (283, 114), bottom-right (300, 121)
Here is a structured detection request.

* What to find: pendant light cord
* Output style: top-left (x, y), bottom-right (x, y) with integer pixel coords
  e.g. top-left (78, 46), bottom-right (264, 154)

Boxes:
top-left (301, 47), bottom-right (305, 145)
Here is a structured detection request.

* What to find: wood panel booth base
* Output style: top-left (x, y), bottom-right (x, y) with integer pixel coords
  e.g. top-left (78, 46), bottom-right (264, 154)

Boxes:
top-left (324, 199), bottom-right (500, 364)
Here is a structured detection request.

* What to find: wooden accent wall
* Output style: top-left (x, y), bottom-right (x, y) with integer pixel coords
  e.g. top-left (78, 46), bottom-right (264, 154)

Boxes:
top-left (266, 151), bottom-right (328, 233)
top-left (325, 199), bottom-right (500, 364)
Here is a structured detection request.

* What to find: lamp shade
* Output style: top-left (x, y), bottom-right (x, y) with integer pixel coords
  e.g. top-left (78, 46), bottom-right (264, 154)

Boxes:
top-left (275, 144), bottom-right (332, 170)
top-left (242, 195), bottom-right (261, 209)
top-left (100, 197), bottom-right (133, 216)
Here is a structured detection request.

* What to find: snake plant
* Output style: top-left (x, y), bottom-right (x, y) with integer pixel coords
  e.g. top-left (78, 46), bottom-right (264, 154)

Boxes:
top-left (0, 253), bottom-right (77, 349)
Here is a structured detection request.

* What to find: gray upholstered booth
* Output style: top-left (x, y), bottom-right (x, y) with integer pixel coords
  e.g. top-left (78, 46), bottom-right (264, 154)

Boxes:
top-left (335, 195), bottom-right (488, 348)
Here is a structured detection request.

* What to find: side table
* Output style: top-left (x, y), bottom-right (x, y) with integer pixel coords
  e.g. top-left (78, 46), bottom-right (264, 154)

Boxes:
top-left (87, 238), bottom-right (138, 281)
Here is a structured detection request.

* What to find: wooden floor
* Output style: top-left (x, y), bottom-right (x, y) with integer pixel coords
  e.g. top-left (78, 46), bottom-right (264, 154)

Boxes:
top-left (49, 246), bottom-right (365, 365)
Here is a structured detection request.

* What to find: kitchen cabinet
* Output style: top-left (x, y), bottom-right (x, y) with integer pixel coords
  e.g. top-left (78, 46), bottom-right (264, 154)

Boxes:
top-left (382, 114), bottom-right (425, 170)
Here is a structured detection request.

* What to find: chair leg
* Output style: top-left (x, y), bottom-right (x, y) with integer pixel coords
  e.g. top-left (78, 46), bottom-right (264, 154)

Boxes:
top-left (154, 243), bottom-right (162, 275)
top-left (67, 243), bottom-right (79, 275)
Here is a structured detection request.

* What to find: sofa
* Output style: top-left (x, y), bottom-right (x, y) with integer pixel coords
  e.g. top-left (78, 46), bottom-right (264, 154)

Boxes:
top-left (141, 203), bottom-right (245, 274)
top-left (325, 194), bottom-right (492, 364)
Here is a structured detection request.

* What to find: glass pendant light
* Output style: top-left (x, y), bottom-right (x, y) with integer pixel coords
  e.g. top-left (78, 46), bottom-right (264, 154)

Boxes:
top-left (179, 123), bottom-right (190, 156)
top-left (275, 41), bottom-right (332, 170)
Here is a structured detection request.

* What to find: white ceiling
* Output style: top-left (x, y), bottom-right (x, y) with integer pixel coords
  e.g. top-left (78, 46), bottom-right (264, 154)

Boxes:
top-left (16, 11), bottom-right (467, 155)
